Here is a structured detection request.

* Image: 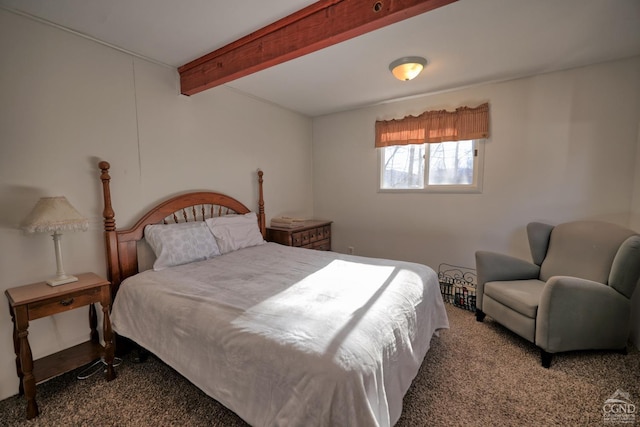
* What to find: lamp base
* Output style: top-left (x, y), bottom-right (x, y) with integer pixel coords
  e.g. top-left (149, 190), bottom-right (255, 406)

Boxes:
top-left (46, 275), bottom-right (78, 287)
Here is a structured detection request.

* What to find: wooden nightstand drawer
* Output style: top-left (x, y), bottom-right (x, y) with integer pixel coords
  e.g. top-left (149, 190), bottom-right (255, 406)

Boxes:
top-left (267, 220), bottom-right (332, 251)
top-left (296, 230), bottom-right (311, 246)
top-left (309, 227), bottom-right (319, 242)
top-left (312, 239), bottom-right (331, 251)
top-left (28, 287), bottom-right (102, 321)
top-left (310, 226), bottom-right (329, 242)
top-left (291, 231), bottom-right (303, 246)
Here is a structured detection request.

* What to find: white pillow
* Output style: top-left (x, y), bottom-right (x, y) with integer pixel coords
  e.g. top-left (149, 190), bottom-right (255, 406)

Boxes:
top-left (205, 212), bottom-right (265, 254)
top-left (144, 221), bottom-right (221, 271)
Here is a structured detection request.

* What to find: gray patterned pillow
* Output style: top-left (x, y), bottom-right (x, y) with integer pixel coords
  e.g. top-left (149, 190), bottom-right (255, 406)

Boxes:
top-left (144, 221), bottom-right (221, 271)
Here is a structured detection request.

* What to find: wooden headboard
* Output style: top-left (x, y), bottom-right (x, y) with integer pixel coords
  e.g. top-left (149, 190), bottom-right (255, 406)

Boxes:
top-left (98, 161), bottom-right (266, 296)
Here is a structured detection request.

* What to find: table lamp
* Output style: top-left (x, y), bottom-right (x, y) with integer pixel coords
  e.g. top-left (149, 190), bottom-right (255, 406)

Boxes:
top-left (21, 196), bottom-right (89, 286)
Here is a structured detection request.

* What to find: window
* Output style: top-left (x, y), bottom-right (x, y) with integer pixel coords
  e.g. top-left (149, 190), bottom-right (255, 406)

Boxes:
top-left (379, 139), bottom-right (484, 192)
top-left (375, 102), bottom-right (489, 192)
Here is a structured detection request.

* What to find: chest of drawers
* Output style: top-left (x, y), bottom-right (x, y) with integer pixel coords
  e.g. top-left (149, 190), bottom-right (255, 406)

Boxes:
top-left (266, 220), bottom-right (332, 251)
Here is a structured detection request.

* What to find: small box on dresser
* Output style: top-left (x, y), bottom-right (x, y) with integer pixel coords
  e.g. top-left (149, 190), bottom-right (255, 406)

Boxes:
top-left (267, 220), bottom-right (332, 251)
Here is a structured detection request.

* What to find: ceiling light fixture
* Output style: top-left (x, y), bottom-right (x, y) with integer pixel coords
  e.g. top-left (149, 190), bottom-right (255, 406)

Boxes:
top-left (389, 56), bottom-right (427, 81)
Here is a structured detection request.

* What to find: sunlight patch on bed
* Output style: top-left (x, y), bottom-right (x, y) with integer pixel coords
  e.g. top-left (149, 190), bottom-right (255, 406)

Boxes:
top-left (231, 260), bottom-right (419, 357)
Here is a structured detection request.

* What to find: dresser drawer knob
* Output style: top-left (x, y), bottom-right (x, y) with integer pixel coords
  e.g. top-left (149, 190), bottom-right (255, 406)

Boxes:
top-left (59, 298), bottom-right (74, 307)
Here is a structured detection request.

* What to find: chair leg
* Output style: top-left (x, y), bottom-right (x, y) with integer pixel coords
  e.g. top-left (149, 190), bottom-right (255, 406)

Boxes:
top-left (475, 309), bottom-right (486, 322)
top-left (541, 350), bottom-right (552, 368)
top-left (540, 347), bottom-right (625, 368)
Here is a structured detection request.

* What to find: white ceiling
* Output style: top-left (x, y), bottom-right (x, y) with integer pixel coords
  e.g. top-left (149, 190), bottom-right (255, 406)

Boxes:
top-left (2, 0), bottom-right (639, 117)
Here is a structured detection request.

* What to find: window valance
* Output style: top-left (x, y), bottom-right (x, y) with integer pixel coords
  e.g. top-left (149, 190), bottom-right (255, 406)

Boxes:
top-left (375, 102), bottom-right (490, 147)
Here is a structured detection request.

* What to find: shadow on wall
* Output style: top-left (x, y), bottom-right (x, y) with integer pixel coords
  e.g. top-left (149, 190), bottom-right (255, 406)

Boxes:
top-left (0, 185), bottom-right (48, 230)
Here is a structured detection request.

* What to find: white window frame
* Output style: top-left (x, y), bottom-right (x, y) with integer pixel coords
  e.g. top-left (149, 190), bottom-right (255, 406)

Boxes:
top-left (377, 139), bottom-right (485, 193)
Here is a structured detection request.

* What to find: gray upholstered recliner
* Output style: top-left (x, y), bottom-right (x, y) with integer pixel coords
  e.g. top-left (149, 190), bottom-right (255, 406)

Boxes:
top-left (475, 221), bottom-right (640, 368)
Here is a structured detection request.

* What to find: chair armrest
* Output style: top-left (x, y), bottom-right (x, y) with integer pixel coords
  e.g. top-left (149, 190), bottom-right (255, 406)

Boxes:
top-left (475, 251), bottom-right (540, 284)
top-left (475, 251), bottom-right (540, 310)
top-left (536, 276), bottom-right (631, 353)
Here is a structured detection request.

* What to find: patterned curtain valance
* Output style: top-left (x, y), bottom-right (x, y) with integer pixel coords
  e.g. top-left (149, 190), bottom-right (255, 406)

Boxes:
top-left (375, 102), bottom-right (490, 147)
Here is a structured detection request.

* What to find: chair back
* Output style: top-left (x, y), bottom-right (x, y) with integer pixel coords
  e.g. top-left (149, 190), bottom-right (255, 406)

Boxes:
top-left (539, 221), bottom-right (636, 286)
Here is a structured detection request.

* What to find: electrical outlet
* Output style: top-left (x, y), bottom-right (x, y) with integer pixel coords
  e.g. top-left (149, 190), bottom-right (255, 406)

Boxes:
top-left (347, 246), bottom-right (354, 255)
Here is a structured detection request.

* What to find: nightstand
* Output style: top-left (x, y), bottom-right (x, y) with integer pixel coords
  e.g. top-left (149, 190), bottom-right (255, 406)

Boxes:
top-left (267, 220), bottom-right (332, 250)
top-left (5, 272), bottom-right (115, 420)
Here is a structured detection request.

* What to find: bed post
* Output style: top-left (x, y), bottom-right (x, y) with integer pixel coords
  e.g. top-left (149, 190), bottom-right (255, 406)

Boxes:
top-left (257, 169), bottom-right (266, 238)
top-left (99, 161), bottom-right (122, 296)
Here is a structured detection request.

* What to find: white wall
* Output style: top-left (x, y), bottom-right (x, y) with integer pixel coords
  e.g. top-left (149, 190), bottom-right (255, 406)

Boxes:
top-left (0, 10), bottom-right (313, 401)
top-left (313, 57), bottom-right (640, 343)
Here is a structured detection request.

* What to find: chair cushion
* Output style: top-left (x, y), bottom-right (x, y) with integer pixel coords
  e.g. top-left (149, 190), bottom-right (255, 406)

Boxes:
top-left (484, 279), bottom-right (546, 319)
top-left (539, 221), bottom-right (635, 283)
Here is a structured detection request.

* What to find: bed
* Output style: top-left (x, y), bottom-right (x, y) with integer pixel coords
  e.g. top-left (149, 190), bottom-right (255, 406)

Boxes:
top-left (98, 161), bottom-right (449, 427)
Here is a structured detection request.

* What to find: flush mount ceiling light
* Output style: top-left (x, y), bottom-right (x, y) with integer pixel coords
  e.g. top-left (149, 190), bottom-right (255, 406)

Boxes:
top-left (389, 56), bottom-right (427, 81)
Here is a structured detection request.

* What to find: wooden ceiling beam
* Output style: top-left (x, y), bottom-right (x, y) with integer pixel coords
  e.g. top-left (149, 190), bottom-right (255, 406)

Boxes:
top-left (178, 0), bottom-right (457, 96)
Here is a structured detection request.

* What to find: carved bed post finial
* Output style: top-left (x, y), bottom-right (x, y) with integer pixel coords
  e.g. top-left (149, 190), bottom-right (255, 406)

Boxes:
top-left (99, 161), bottom-right (116, 232)
top-left (257, 169), bottom-right (266, 238)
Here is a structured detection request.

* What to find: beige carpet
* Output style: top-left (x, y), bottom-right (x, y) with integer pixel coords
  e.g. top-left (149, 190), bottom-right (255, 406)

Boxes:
top-left (1, 304), bottom-right (638, 426)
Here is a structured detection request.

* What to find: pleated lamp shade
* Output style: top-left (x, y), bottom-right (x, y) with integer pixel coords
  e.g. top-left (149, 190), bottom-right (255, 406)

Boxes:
top-left (21, 197), bottom-right (88, 233)
top-left (21, 196), bottom-right (88, 286)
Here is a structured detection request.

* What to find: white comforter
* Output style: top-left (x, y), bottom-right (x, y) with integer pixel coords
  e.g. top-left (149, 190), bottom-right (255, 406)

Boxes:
top-left (111, 243), bottom-right (448, 426)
